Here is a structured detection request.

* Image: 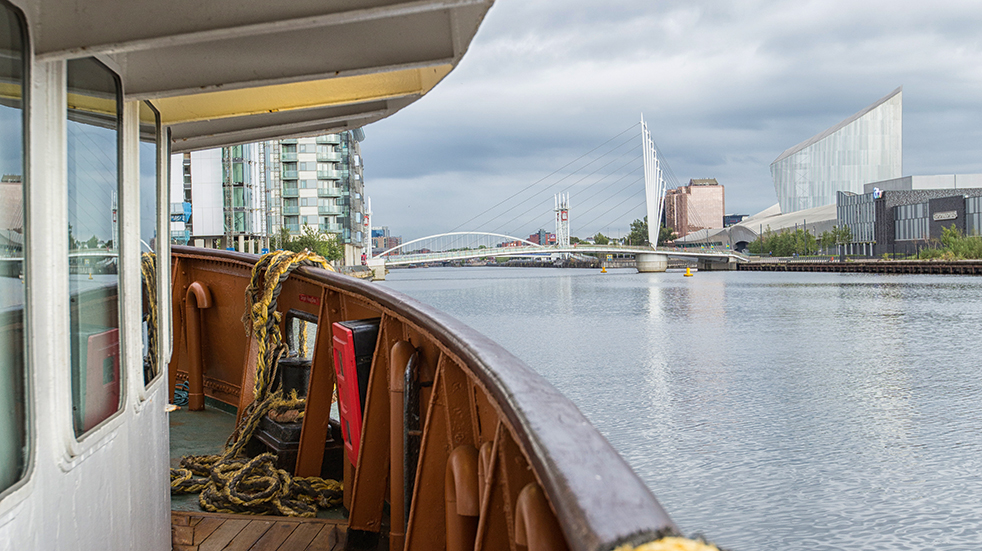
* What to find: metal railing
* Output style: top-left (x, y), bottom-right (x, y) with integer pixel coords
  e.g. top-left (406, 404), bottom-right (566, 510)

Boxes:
top-left (318, 205), bottom-right (343, 215)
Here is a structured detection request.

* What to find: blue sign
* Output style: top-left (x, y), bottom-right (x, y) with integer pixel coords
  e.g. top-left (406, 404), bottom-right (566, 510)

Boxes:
top-left (261, 248), bottom-right (269, 254)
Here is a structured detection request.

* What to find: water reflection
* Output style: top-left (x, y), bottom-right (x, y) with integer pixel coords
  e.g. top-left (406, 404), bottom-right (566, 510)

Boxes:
top-left (383, 268), bottom-right (982, 550)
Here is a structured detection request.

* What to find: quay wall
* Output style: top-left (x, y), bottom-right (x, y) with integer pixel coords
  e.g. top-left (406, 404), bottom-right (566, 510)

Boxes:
top-left (738, 260), bottom-right (982, 275)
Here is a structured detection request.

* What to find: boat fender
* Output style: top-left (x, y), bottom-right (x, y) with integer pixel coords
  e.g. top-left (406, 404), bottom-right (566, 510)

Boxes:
top-left (445, 445), bottom-right (480, 551)
top-left (514, 482), bottom-right (568, 551)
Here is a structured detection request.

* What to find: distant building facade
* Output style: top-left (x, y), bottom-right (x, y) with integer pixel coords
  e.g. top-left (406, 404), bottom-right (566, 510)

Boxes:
top-left (771, 87), bottom-right (903, 213)
top-left (169, 145), bottom-right (264, 251)
top-left (664, 178), bottom-right (724, 238)
top-left (528, 229), bottom-right (557, 246)
top-left (371, 226), bottom-right (402, 256)
top-left (837, 175), bottom-right (982, 256)
top-left (723, 214), bottom-right (748, 227)
top-left (170, 130), bottom-right (369, 265)
top-left (268, 130), bottom-right (367, 265)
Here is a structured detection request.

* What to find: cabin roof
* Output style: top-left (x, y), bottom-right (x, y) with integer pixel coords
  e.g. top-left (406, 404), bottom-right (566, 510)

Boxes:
top-left (21, 0), bottom-right (494, 151)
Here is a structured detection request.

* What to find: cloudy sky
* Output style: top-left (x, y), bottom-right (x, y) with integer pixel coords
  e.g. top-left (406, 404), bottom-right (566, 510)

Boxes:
top-left (360, 1), bottom-right (982, 241)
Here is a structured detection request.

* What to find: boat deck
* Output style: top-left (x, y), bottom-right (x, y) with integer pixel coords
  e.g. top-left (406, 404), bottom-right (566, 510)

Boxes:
top-left (169, 403), bottom-right (350, 550)
top-left (171, 511), bottom-right (345, 551)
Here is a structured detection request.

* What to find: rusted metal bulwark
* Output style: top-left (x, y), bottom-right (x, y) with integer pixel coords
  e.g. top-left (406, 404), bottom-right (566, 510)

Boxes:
top-left (169, 246), bottom-right (678, 551)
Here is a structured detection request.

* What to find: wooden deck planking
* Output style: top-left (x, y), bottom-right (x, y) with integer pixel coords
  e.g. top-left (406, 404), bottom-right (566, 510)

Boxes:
top-left (250, 521), bottom-right (303, 551)
top-left (223, 519), bottom-right (274, 551)
top-left (306, 525), bottom-right (340, 551)
top-left (198, 518), bottom-right (251, 551)
top-left (277, 523), bottom-right (324, 550)
top-left (172, 511), bottom-right (346, 551)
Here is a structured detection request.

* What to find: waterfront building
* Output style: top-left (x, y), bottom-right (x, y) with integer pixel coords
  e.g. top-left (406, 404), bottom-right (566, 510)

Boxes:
top-left (837, 174), bottom-right (982, 256)
top-left (664, 179), bottom-right (724, 238)
top-left (529, 229), bottom-right (557, 246)
top-left (770, 87), bottom-right (903, 213)
top-left (168, 145), bottom-right (264, 251)
top-left (371, 226), bottom-right (402, 256)
top-left (169, 130), bottom-right (368, 264)
top-left (266, 130), bottom-right (367, 266)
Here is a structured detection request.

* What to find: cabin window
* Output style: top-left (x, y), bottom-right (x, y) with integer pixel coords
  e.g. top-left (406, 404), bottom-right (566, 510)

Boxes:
top-left (140, 101), bottom-right (160, 386)
top-left (67, 57), bottom-right (123, 437)
top-left (0, 0), bottom-right (27, 496)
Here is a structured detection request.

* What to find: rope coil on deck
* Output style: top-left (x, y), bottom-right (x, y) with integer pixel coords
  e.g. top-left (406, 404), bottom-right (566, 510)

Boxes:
top-left (170, 250), bottom-right (341, 517)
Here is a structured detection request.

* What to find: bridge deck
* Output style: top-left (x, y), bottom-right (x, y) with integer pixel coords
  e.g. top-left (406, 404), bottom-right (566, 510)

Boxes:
top-left (374, 245), bottom-right (746, 266)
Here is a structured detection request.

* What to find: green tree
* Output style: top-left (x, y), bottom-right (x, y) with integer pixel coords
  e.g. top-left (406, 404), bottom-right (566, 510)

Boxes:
top-left (593, 233), bottom-right (610, 245)
top-left (276, 226), bottom-right (343, 261)
top-left (658, 226), bottom-right (677, 245)
top-left (626, 217), bottom-right (676, 246)
top-left (626, 217), bottom-right (648, 246)
top-left (569, 236), bottom-right (583, 245)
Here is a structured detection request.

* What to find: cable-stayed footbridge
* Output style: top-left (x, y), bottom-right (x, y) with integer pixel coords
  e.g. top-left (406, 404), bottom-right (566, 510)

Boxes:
top-left (367, 116), bottom-right (747, 278)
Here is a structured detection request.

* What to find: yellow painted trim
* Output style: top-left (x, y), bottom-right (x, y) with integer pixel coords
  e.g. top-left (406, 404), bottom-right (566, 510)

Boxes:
top-left (155, 65), bottom-right (452, 125)
top-left (0, 82), bottom-right (23, 101)
top-left (67, 93), bottom-right (117, 117)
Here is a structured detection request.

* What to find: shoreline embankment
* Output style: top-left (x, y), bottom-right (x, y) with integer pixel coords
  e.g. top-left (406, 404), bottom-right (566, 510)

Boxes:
top-left (738, 260), bottom-right (982, 275)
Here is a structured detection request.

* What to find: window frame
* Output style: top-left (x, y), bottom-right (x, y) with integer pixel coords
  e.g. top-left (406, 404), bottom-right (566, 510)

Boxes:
top-left (137, 100), bottom-right (165, 399)
top-left (0, 0), bottom-right (33, 509)
top-left (65, 55), bottom-right (126, 444)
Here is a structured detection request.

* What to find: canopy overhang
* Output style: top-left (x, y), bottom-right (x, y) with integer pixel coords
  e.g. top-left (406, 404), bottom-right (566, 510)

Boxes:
top-left (19, 0), bottom-right (493, 150)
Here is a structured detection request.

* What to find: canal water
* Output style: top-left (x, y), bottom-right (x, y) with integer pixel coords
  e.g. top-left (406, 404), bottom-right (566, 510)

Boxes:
top-left (381, 266), bottom-right (982, 551)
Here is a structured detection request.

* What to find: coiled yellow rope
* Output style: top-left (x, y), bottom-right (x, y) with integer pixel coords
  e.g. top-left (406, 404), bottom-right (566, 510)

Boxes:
top-left (171, 250), bottom-right (341, 517)
top-left (141, 253), bottom-right (158, 383)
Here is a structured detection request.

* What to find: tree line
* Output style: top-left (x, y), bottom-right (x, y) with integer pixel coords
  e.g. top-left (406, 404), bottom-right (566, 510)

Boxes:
top-left (745, 226), bottom-right (852, 256)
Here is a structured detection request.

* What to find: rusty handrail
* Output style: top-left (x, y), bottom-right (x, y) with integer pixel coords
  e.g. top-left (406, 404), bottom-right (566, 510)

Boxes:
top-left (170, 245), bottom-right (677, 551)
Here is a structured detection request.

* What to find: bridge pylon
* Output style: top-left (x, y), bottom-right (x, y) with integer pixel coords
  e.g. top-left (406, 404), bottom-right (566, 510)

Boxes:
top-left (555, 193), bottom-right (570, 251)
top-left (641, 114), bottom-right (666, 248)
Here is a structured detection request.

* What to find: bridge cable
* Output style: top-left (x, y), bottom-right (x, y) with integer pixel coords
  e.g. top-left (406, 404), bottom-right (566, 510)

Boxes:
top-left (445, 122), bottom-right (640, 237)
top-left (486, 135), bottom-right (641, 237)
top-left (575, 188), bottom-right (647, 236)
top-left (574, 174), bottom-right (645, 225)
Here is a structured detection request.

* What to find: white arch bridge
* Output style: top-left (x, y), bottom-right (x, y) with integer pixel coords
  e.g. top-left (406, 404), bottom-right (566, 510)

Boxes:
top-left (367, 231), bottom-right (747, 279)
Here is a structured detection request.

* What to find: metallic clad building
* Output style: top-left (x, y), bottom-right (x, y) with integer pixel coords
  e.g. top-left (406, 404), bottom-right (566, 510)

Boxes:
top-left (771, 87), bottom-right (903, 213)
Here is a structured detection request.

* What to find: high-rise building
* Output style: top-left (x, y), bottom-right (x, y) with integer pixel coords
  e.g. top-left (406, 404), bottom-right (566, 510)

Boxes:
top-left (170, 130), bottom-right (368, 265)
top-left (169, 144), bottom-right (264, 251)
top-left (267, 130), bottom-right (367, 265)
top-left (771, 87), bottom-right (903, 213)
top-left (664, 178), bottom-right (725, 238)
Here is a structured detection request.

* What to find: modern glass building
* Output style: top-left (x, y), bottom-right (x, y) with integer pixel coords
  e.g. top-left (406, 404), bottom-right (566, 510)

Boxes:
top-left (771, 87), bottom-right (903, 213)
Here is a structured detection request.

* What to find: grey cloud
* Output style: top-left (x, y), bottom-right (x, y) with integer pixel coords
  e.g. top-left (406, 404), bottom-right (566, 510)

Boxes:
top-left (363, 0), bottom-right (982, 240)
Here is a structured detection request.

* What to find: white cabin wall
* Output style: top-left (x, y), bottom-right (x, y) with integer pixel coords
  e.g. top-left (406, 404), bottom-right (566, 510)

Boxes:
top-left (0, 38), bottom-right (170, 551)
